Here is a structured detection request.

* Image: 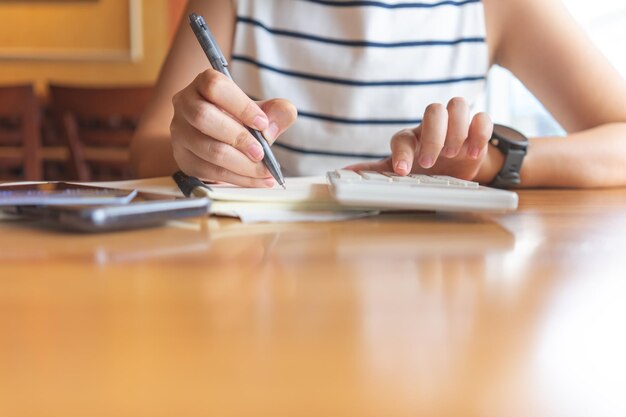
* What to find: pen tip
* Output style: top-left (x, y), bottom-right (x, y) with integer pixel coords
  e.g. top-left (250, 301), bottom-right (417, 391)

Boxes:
top-left (281, 184), bottom-right (286, 190)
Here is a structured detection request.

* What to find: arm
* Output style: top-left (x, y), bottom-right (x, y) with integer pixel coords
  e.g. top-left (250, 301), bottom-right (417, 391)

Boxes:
top-left (352, 0), bottom-right (626, 188)
top-left (486, 0), bottom-right (626, 188)
top-left (130, 0), bottom-right (235, 178)
top-left (130, 0), bottom-right (296, 183)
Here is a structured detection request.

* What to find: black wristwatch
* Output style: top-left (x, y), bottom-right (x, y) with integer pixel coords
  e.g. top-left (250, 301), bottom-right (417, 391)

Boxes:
top-left (488, 124), bottom-right (529, 188)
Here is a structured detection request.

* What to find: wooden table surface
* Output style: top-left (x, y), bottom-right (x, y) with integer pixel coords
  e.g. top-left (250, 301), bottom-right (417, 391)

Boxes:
top-left (2, 189), bottom-right (626, 417)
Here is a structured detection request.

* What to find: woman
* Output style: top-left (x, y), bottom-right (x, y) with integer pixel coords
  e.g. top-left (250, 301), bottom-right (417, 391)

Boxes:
top-left (131, 0), bottom-right (626, 188)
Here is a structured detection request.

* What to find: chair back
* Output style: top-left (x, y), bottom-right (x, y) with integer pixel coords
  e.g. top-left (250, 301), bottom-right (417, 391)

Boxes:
top-left (0, 84), bottom-right (42, 180)
top-left (48, 84), bottom-right (153, 181)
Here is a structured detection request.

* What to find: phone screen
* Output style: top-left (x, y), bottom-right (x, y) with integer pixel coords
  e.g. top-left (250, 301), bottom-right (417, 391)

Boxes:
top-left (0, 182), bottom-right (137, 206)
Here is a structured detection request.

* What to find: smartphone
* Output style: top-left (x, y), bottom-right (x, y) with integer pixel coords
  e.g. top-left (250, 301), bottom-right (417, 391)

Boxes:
top-left (7, 191), bottom-right (211, 232)
top-left (0, 182), bottom-right (137, 206)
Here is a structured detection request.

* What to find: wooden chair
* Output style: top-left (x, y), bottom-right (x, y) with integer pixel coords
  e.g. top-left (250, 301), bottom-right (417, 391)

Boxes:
top-left (0, 84), bottom-right (42, 181)
top-left (48, 84), bottom-right (153, 181)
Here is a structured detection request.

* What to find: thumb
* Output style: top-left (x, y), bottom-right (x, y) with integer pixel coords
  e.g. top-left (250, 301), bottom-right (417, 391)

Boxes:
top-left (257, 98), bottom-right (298, 144)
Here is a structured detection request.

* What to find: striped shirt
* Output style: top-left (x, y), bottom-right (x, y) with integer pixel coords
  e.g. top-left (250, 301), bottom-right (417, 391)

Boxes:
top-left (231, 0), bottom-right (489, 176)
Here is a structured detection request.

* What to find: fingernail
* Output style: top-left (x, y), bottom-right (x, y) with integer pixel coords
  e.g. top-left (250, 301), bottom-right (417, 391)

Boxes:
top-left (264, 178), bottom-right (276, 187)
top-left (469, 146), bottom-right (481, 159)
top-left (253, 115), bottom-right (269, 130)
top-left (264, 122), bottom-right (280, 142)
top-left (396, 160), bottom-right (409, 174)
top-left (248, 142), bottom-right (264, 161)
top-left (419, 155), bottom-right (434, 168)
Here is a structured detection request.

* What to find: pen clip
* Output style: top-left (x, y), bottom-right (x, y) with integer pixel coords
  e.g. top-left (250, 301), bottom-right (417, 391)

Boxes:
top-left (189, 13), bottom-right (229, 71)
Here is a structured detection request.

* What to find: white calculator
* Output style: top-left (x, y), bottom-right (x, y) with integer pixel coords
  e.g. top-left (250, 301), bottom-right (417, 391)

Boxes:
top-left (327, 170), bottom-right (518, 212)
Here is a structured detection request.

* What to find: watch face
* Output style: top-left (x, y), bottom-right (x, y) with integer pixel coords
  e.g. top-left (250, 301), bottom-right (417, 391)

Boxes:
top-left (492, 124), bottom-right (528, 146)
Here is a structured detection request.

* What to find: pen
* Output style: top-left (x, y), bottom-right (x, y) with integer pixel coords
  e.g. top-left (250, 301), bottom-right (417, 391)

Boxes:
top-left (188, 12), bottom-right (286, 189)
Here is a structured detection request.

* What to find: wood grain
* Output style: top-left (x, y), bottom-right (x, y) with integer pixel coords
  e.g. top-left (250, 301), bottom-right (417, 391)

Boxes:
top-left (2, 189), bottom-right (626, 417)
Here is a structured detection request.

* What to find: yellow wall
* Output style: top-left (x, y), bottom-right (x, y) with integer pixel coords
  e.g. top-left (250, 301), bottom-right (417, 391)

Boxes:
top-left (0, 0), bottom-right (170, 93)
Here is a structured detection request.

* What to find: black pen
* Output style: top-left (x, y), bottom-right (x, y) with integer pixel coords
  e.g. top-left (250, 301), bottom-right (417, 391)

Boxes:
top-left (188, 12), bottom-right (286, 189)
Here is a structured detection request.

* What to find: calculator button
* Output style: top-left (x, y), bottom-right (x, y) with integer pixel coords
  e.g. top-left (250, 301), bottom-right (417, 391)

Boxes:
top-left (431, 175), bottom-right (479, 188)
top-left (384, 173), bottom-right (421, 184)
top-left (360, 171), bottom-right (393, 182)
top-left (336, 170), bottom-right (362, 181)
top-left (449, 178), bottom-right (479, 188)
top-left (409, 175), bottom-right (450, 185)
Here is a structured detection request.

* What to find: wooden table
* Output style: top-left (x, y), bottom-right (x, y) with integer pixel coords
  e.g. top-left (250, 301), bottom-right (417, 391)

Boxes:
top-left (2, 189), bottom-right (626, 417)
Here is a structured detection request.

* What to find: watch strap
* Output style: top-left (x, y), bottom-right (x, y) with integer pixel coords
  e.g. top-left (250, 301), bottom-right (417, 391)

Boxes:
top-left (489, 148), bottom-right (525, 188)
top-left (488, 124), bottom-right (528, 189)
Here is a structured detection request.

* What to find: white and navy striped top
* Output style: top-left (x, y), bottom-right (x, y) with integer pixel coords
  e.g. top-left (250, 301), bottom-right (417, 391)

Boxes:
top-left (231, 0), bottom-right (489, 176)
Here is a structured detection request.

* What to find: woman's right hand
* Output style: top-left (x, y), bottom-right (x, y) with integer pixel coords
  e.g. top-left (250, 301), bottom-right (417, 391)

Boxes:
top-left (170, 69), bottom-right (297, 187)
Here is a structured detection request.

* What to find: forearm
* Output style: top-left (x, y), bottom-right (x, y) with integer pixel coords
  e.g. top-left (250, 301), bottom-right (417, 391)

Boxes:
top-left (130, 132), bottom-right (179, 178)
top-left (520, 123), bottom-right (626, 188)
top-left (129, 0), bottom-right (235, 179)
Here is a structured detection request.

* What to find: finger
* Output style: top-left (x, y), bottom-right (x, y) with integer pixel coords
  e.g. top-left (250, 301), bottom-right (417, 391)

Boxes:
top-left (195, 69), bottom-right (269, 131)
top-left (344, 158), bottom-right (394, 173)
top-left (258, 98), bottom-right (298, 144)
top-left (443, 97), bottom-right (470, 158)
top-left (175, 147), bottom-right (276, 188)
top-left (417, 103), bottom-right (448, 168)
top-left (172, 117), bottom-right (271, 179)
top-left (390, 129), bottom-right (419, 176)
top-left (176, 92), bottom-right (265, 162)
top-left (465, 112), bottom-right (493, 160)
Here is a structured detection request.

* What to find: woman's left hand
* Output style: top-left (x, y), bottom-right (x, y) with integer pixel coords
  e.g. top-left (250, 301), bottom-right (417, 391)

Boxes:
top-left (346, 97), bottom-right (501, 183)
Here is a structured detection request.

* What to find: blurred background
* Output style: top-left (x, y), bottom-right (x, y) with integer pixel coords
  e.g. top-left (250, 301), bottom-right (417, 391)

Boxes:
top-left (0, 0), bottom-right (186, 181)
top-left (0, 0), bottom-right (185, 90)
top-left (0, 0), bottom-right (624, 182)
